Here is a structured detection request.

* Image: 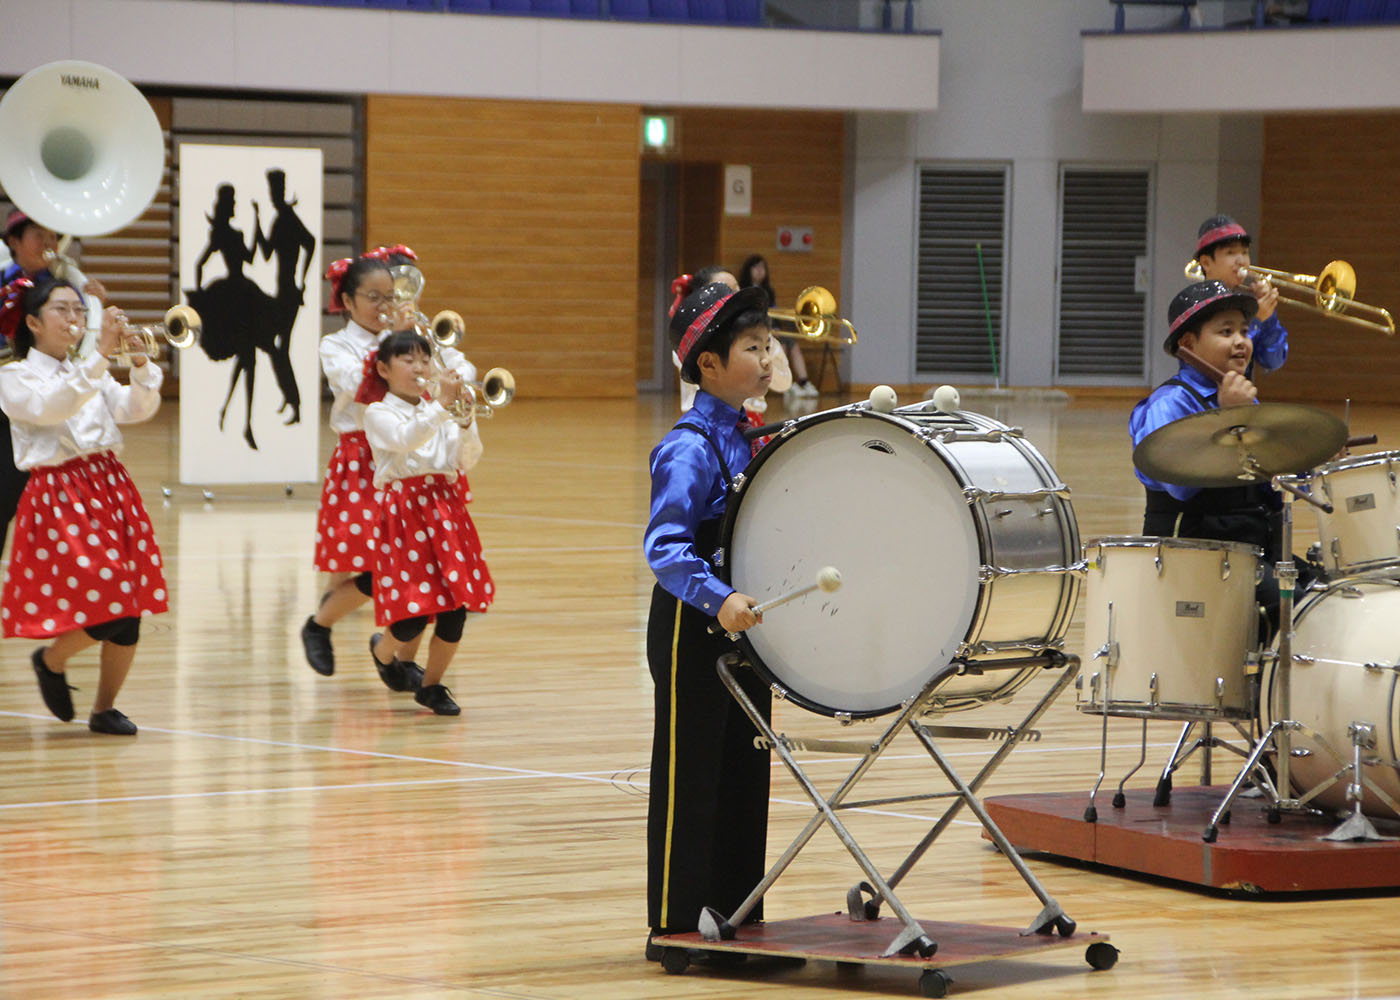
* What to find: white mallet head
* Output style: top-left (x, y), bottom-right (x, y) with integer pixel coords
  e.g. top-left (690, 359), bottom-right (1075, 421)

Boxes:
top-left (868, 384), bottom-right (897, 413)
top-left (932, 384), bottom-right (961, 413)
top-left (817, 566), bottom-right (842, 592)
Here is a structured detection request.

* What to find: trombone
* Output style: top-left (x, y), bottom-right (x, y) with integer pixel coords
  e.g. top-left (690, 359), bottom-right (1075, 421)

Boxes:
top-left (768, 286), bottom-right (858, 345)
top-left (1184, 257), bottom-right (1395, 335)
top-left (110, 305), bottom-right (202, 366)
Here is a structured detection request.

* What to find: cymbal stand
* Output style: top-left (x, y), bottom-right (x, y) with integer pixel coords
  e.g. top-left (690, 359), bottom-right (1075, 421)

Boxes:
top-left (1204, 474), bottom-right (1400, 842)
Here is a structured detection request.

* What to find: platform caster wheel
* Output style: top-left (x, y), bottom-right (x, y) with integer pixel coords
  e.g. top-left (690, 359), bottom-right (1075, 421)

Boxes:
top-left (1083, 804), bottom-right (1098, 823)
top-left (919, 969), bottom-right (953, 998)
top-left (1203, 824), bottom-right (1218, 843)
top-left (659, 948), bottom-right (690, 975)
top-left (1086, 942), bottom-right (1120, 971)
top-left (1153, 776), bottom-right (1172, 807)
top-left (1267, 807), bottom-right (1281, 825)
top-left (1111, 791), bottom-right (1126, 809)
top-left (644, 935), bottom-right (662, 963)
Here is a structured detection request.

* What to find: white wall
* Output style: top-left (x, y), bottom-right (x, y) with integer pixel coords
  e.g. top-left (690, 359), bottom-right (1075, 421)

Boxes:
top-left (0, 0), bottom-right (939, 112)
top-left (848, 0), bottom-right (1266, 388)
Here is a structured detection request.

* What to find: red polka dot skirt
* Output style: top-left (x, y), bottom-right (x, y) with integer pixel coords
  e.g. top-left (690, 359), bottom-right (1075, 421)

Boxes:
top-left (314, 431), bottom-right (379, 573)
top-left (374, 473), bottom-right (493, 626)
top-left (2, 451), bottom-right (168, 639)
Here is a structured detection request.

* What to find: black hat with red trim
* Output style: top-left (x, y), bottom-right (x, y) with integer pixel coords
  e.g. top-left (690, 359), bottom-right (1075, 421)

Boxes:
top-left (669, 282), bottom-right (769, 383)
top-left (1195, 214), bottom-right (1251, 257)
top-left (1164, 280), bottom-right (1258, 356)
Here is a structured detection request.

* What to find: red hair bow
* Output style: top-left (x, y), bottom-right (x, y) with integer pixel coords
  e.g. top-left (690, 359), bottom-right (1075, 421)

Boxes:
top-left (325, 257), bottom-right (354, 314)
top-left (668, 273), bottom-right (693, 320)
top-left (0, 275), bottom-right (34, 345)
top-left (364, 244), bottom-right (417, 263)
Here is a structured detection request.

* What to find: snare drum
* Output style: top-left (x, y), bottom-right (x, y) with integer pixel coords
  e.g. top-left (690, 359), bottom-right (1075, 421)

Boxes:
top-left (1309, 451), bottom-right (1400, 575)
top-left (718, 404), bottom-right (1080, 719)
top-left (1259, 577), bottom-right (1400, 815)
top-left (1078, 537), bottom-right (1261, 721)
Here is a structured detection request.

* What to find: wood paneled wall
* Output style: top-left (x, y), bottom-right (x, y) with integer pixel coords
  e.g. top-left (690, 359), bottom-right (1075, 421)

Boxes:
top-left (641, 109), bottom-right (847, 390)
top-left (1258, 113), bottom-right (1400, 404)
top-left (365, 97), bottom-right (641, 398)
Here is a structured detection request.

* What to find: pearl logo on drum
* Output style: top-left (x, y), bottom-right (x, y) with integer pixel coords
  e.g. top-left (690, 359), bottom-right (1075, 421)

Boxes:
top-left (1346, 493), bottom-right (1377, 513)
top-left (1175, 601), bottom-right (1205, 618)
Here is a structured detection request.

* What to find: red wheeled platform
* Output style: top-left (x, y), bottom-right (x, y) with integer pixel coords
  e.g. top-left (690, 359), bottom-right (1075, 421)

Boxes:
top-left (651, 913), bottom-right (1117, 998)
top-left (984, 786), bottom-right (1400, 893)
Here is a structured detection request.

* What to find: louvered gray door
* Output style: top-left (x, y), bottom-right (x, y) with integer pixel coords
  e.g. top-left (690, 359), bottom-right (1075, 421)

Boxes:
top-left (1055, 168), bottom-right (1150, 380)
top-left (915, 166), bottom-right (1008, 377)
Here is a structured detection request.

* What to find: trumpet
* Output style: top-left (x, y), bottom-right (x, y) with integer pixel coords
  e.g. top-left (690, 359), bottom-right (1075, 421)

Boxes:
top-left (768, 285), bottom-right (858, 345)
top-left (110, 305), bottom-right (201, 366)
top-left (417, 366), bottom-right (515, 426)
top-left (1184, 257), bottom-right (1395, 335)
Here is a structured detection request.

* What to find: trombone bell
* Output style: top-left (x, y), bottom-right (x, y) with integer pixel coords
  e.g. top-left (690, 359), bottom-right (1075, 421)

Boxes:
top-left (767, 285), bottom-right (858, 345)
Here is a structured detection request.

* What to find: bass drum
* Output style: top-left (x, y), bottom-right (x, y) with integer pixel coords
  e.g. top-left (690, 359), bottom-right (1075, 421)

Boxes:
top-left (1259, 577), bottom-right (1400, 815)
top-left (718, 404), bottom-right (1080, 719)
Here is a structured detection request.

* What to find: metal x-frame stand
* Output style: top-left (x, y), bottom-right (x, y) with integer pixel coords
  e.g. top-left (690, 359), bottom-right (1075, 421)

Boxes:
top-left (697, 650), bottom-right (1082, 959)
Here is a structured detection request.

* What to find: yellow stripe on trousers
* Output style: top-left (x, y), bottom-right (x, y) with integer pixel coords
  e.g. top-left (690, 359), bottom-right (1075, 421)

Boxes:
top-left (660, 596), bottom-right (683, 929)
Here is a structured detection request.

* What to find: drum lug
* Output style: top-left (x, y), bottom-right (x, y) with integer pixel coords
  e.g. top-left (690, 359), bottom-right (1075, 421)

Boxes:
top-left (770, 683), bottom-right (788, 702)
top-left (728, 472), bottom-right (746, 494)
top-left (712, 547), bottom-right (725, 567)
top-left (1214, 677), bottom-right (1226, 703)
top-left (1330, 536), bottom-right (1343, 566)
top-left (1221, 554), bottom-right (1231, 581)
top-left (1148, 672), bottom-right (1159, 708)
top-left (834, 711), bottom-right (853, 727)
top-left (1293, 653), bottom-right (1316, 664)
top-left (1154, 540), bottom-right (1163, 575)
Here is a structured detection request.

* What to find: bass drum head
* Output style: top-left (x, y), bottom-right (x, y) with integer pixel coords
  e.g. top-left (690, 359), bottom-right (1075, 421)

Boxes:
top-left (726, 411), bottom-right (981, 717)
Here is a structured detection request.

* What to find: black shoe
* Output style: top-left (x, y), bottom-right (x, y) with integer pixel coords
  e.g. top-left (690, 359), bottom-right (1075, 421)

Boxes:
top-left (414, 683), bottom-right (460, 716)
top-left (301, 616), bottom-right (335, 676)
top-left (31, 647), bottom-right (75, 722)
top-left (398, 660), bottom-right (426, 691)
top-left (88, 708), bottom-right (138, 736)
top-left (370, 634), bottom-right (420, 692)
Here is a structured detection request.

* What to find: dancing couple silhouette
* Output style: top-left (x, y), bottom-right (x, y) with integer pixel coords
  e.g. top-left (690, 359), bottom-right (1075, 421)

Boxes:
top-left (187, 169), bottom-right (316, 451)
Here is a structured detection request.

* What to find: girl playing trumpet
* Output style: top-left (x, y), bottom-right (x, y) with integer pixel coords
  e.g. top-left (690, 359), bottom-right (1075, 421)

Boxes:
top-left (359, 329), bottom-right (492, 717)
top-left (0, 277), bottom-right (166, 735)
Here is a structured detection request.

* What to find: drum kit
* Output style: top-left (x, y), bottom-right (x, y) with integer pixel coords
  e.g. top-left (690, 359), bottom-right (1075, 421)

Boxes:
top-left (688, 385), bottom-right (1092, 965)
top-left (1080, 395), bottom-right (1400, 843)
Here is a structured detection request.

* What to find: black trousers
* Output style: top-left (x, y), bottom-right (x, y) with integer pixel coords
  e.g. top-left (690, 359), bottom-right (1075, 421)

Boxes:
top-left (0, 410), bottom-right (29, 554)
top-left (646, 584), bottom-right (771, 934)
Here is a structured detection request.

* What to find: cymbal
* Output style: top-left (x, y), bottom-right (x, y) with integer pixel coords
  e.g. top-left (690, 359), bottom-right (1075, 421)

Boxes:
top-left (1133, 403), bottom-right (1348, 488)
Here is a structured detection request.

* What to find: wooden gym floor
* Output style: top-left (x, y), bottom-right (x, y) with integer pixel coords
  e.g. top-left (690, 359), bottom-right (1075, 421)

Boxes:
top-left (1, 389), bottom-right (1398, 1000)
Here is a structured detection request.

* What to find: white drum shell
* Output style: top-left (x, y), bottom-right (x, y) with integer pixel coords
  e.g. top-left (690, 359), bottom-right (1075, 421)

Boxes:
top-left (723, 405), bottom-right (1079, 718)
top-left (1309, 452), bottom-right (1400, 575)
top-left (1078, 537), bottom-right (1260, 720)
top-left (1260, 577), bottom-right (1400, 816)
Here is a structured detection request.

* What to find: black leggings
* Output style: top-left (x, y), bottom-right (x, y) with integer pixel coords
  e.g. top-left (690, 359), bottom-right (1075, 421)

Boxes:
top-left (388, 606), bottom-right (467, 644)
top-left (84, 616), bottom-right (140, 647)
top-left (353, 571), bottom-right (372, 597)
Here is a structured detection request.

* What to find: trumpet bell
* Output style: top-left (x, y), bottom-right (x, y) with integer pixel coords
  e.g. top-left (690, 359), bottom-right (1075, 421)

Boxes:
top-left (430, 310), bottom-right (464, 350)
top-left (164, 305), bottom-right (201, 350)
top-left (0, 61), bottom-right (164, 237)
top-left (479, 367), bottom-right (514, 408)
top-left (390, 263), bottom-right (426, 305)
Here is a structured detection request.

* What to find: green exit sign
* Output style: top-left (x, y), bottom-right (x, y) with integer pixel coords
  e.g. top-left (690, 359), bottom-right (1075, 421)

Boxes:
top-left (642, 115), bottom-right (675, 151)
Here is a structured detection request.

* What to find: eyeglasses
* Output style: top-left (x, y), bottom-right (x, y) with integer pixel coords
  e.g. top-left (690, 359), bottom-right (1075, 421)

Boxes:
top-left (356, 290), bottom-right (394, 307)
top-left (42, 303), bottom-right (86, 319)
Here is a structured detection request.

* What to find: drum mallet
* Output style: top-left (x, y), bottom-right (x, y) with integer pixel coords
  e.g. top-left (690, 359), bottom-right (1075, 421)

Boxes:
top-left (710, 566), bottom-right (842, 640)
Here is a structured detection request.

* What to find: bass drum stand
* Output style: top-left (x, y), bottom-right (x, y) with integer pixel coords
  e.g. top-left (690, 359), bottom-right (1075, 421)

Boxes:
top-left (653, 650), bottom-right (1119, 997)
top-left (1204, 474), bottom-right (1400, 843)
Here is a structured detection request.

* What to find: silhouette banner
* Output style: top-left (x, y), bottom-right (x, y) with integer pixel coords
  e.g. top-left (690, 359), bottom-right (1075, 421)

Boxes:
top-left (178, 143), bottom-right (322, 484)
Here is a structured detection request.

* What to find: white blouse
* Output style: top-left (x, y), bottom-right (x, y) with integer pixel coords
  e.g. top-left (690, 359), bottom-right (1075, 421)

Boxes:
top-left (363, 392), bottom-right (483, 489)
top-left (320, 320), bottom-right (481, 436)
top-left (0, 350), bottom-right (163, 470)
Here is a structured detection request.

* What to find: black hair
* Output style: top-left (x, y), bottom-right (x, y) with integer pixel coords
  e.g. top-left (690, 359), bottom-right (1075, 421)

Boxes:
top-left (4, 218), bottom-right (36, 246)
top-left (338, 256), bottom-right (393, 309)
top-left (682, 308), bottom-right (770, 384)
top-left (737, 254), bottom-right (775, 307)
top-left (15, 277), bottom-right (83, 359)
top-left (692, 265), bottom-right (729, 287)
top-left (377, 327), bottom-right (432, 361)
